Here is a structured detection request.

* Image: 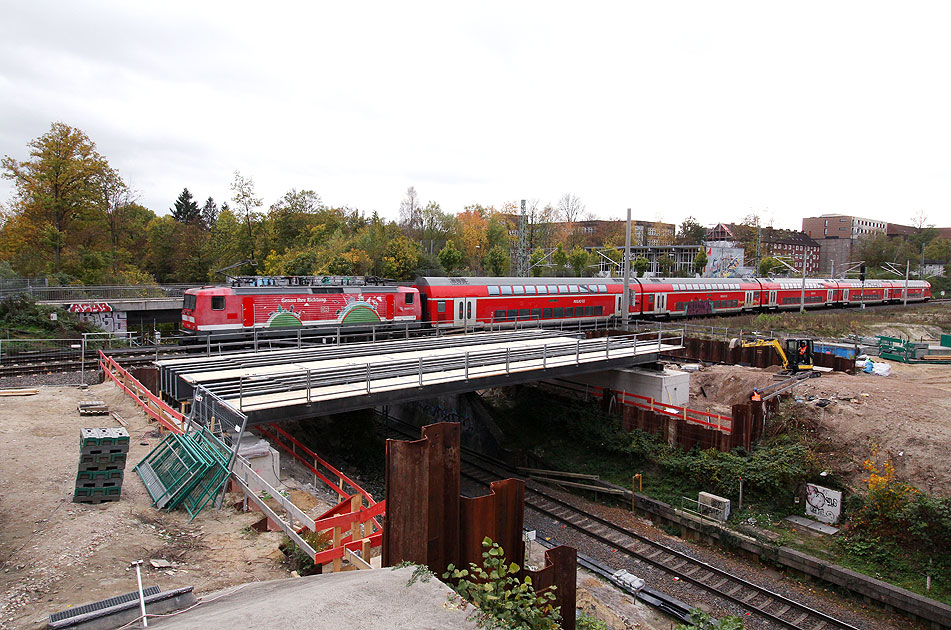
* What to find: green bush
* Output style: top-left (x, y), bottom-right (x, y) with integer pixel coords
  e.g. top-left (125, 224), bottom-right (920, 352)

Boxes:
top-left (443, 537), bottom-right (560, 630)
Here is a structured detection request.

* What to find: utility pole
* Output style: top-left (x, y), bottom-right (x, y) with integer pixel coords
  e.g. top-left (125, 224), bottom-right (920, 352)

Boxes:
top-left (516, 199), bottom-right (528, 277)
top-left (800, 257), bottom-right (806, 314)
top-left (755, 225), bottom-right (761, 269)
top-left (622, 208), bottom-right (632, 331)
top-left (903, 259), bottom-right (910, 306)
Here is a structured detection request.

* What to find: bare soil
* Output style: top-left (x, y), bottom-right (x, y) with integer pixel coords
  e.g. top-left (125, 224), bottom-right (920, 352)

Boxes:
top-left (686, 362), bottom-right (951, 496)
top-left (0, 383), bottom-right (320, 630)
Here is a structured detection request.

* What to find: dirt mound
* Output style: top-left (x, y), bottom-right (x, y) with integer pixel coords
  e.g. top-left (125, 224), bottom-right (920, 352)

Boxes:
top-left (689, 365), bottom-right (778, 407)
top-left (867, 323), bottom-right (944, 342)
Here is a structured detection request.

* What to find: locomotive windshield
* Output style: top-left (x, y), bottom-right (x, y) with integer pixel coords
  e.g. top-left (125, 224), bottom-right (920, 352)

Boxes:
top-left (183, 294), bottom-right (197, 310)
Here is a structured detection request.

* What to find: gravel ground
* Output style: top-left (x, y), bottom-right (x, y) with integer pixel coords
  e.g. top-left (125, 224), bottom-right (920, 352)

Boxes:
top-left (523, 482), bottom-right (925, 630)
top-left (0, 369), bottom-right (103, 389)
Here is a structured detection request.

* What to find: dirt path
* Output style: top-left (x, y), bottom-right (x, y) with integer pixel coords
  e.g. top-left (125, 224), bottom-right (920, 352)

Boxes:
top-left (0, 383), bottom-right (294, 630)
top-left (686, 362), bottom-right (951, 495)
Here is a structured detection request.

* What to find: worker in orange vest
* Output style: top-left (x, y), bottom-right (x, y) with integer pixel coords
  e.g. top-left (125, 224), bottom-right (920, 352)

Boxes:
top-left (751, 388), bottom-right (762, 402)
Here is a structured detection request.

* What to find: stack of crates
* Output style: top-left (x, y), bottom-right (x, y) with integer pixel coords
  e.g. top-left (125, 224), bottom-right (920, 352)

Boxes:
top-left (74, 428), bottom-right (130, 504)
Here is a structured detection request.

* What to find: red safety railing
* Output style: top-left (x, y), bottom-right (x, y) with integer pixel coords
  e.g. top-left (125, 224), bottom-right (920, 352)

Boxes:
top-left (256, 423), bottom-right (383, 536)
top-left (98, 350), bottom-right (185, 434)
top-left (617, 391), bottom-right (733, 433)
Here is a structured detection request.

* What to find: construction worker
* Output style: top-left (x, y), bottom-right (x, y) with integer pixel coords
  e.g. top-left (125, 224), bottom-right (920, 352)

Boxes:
top-left (750, 387), bottom-right (762, 402)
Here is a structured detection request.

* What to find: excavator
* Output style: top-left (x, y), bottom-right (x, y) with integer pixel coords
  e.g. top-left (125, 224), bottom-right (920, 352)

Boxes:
top-left (730, 337), bottom-right (817, 375)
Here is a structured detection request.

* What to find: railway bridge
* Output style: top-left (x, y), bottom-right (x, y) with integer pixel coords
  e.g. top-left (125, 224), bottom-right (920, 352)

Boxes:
top-left (155, 328), bottom-right (683, 433)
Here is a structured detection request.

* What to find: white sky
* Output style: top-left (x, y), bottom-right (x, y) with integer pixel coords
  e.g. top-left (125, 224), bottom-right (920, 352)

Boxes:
top-left (2, 1), bottom-right (950, 230)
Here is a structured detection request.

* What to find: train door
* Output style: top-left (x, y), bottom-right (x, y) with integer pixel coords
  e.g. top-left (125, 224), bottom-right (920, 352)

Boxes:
top-left (654, 293), bottom-right (666, 315)
top-left (826, 289), bottom-right (833, 305)
top-left (745, 291), bottom-right (754, 308)
top-left (768, 290), bottom-right (777, 308)
top-left (843, 289), bottom-right (849, 303)
top-left (454, 298), bottom-right (478, 327)
top-left (242, 297), bottom-right (255, 328)
top-left (615, 294), bottom-right (622, 317)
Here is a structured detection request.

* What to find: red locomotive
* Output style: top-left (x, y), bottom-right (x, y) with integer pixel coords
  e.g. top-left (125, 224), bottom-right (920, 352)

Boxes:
top-left (181, 274), bottom-right (931, 335)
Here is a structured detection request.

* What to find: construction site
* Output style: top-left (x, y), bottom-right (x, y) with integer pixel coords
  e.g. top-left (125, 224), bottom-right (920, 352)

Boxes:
top-left (1, 314), bottom-right (950, 630)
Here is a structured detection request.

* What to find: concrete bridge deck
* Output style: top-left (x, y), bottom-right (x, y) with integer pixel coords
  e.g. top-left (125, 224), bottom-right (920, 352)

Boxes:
top-left (158, 328), bottom-right (683, 426)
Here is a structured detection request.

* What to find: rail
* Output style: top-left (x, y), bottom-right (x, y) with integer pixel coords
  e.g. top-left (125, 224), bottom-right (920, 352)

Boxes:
top-left (9, 284), bottom-right (198, 301)
top-left (223, 329), bottom-right (684, 412)
top-left (98, 350), bottom-right (186, 434)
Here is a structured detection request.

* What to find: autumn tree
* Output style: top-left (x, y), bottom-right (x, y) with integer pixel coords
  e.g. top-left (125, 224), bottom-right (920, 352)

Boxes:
top-left (529, 248), bottom-right (547, 277)
top-left (421, 201), bottom-right (454, 255)
top-left (438, 240), bottom-right (464, 275)
top-left (1, 122), bottom-right (113, 274)
top-left (485, 245), bottom-right (509, 276)
top-left (230, 171), bottom-right (263, 267)
top-left (457, 205), bottom-right (489, 272)
top-left (693, 248), bottom-right (708, 275)
top-left (380, 234), bottom-right (420, 280)
top-left (551, 244), bottom-right (569, 274)
top-left (758, 256), bottom-right (782, 276)
top-left (677, 216), bottom-right (707, 245)
top-left (633, 256), bottom-right (649, 277)
top-left (398, 186), bottom-right (423, 241)
top-left (568, 246), bottom-right (589, 276)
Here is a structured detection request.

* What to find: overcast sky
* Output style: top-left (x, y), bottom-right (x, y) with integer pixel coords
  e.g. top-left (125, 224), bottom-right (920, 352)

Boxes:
top-left (2, 2), bottom-right (950, 230)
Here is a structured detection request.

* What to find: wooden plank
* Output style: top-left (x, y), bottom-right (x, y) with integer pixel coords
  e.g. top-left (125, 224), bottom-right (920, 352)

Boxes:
top-left (110, 412), bottom-right (128, 427)
top-left (0, 389), bottom-right (39, 396)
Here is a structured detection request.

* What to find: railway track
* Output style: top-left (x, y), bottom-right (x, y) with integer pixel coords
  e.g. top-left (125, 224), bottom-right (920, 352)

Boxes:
top-left (377, 412), bottom-right (859, 630)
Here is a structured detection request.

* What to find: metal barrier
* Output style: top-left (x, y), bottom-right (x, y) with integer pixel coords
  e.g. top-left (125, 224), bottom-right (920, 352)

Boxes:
top-left (10, 284), bottom-right (198, 301)
top-left (98, 350), bottom-right (185, 433)
top-left (225, 328), bottom-right (684, 412)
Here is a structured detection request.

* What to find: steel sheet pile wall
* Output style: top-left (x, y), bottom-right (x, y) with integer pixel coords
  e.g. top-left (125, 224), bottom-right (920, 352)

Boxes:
top-left (667, 337), bottom-right (855, 374)
top-left (614, 393), bottom-right (786, 452)
top-left (383, 422), bottom-right (577, 630)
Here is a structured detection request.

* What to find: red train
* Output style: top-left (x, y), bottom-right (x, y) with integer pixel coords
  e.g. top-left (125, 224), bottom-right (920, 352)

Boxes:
top-left (180, 275), bottom-right (931, 335)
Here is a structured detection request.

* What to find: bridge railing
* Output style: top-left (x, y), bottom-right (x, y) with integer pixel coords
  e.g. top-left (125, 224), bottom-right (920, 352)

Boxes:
top-left (4, 284), bottom-right (199, 301)
top-left (221, 328), bottom-right (684, 413)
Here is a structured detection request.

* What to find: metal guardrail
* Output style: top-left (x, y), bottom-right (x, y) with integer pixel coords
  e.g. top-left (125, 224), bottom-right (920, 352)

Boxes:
top-left (1, 284), bottom-right (198, 301)
top-left (218, 328), bottom-right (684, 414)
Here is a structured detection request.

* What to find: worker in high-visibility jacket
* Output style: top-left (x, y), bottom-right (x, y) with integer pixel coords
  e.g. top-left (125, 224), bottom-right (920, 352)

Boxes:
top-left (750, 388), bottom-right (762, 402)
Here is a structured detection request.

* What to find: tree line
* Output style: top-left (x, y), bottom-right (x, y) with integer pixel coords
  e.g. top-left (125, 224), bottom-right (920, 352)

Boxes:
top-left (0, 123), bottom-right (714, 284)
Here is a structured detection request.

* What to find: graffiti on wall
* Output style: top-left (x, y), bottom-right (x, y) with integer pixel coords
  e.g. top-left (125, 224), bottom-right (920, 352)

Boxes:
top-left (68, 302), bottom-right (113, 313)
top-left (74, 310), bottom-right (128, 333)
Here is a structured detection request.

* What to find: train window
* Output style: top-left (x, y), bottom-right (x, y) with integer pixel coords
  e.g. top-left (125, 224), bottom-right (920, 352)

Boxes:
top-left (405, 293), bottom-right (414, 304)
top-left (507, 309), bottom-right (518, 319)
top-left (488, 286), bottom-right (500, 296)
top-left (593, 305), bottom-right (603, 315)
top-left (565, 307), bottom-right (574, 317)
top-left (531, 308), bottom-right (541, 319)
top-left (519, 309), bottom-right (529, 318)
top-left (543, 308), bottom-right (553, 318)
top-left (183, 294), bottom-right (197, 310)
top-left (494, 310), bottom-right (506, 320)
top-left (513, 286), bottom-right (525, 295)
top-left (501, 286), bottom-right (513, 296)
top-left (567, 285), bottom-right (578, 294)
top-left (536, 285), bottom-right (547, 295)
top-left (437, 301), bottom-right (446, 313)
top-left (554, 307), bottom-right (564, 318)
top-left (584, 306), bottom-right (593, 316)
top-left (211, 296), bottom-right (225, 310)
top-left (579, 285), bottom-right (589, 293)
top-left (525, 285), bottom-right (537, 295)
top-left (459, 302), bottom-right (464, 319)
top-left (598, 285), bottom-right (607, 293)
top-left (547, 285), bottom-right (558, 294)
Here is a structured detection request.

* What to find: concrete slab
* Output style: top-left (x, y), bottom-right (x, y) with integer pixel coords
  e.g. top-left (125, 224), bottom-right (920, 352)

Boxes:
top-left (784, 515), bottom-right (839, 535)
top-left (151, 567), bottom-right (480, 630)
